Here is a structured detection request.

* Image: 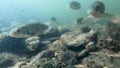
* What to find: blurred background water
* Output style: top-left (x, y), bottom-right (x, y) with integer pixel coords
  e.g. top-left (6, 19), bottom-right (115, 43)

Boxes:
top-left (0, 0), bottom-right (119, 33)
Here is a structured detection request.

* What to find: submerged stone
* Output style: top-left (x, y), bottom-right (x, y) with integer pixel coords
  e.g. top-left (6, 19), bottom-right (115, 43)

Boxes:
top-left (57, 50), bottom-right (77, 65)
top-left (42, 62), bottom-right (55, 68)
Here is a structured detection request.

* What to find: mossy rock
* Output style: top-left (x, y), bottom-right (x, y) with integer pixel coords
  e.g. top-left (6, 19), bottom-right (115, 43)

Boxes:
top-left (42, 62), bottom-right (55, 68)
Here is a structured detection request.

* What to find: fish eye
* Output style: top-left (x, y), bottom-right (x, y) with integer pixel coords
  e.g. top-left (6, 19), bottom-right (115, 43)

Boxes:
top-left (96, 5), bottom-right (100, 9)
top-left (17, 29), bottom-right (20, 32)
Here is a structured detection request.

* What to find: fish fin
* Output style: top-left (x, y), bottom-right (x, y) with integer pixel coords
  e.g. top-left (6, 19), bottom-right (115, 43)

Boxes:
top-left (83, 15), bottom-right (94, 23)
top-left (104, 13), bottom-right (114, 17)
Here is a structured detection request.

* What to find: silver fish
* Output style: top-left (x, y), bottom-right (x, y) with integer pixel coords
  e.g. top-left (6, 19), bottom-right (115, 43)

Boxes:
top-left (83, 1), bottom-right (113, 23)
top-left (87, 1), bottom-right (113, 18)
top-left (9, 22), bottom-right (48, 38)
top-left (88, 1), bottom-right (105, 14)
top-left (67, 1), bottom-right (81, 10)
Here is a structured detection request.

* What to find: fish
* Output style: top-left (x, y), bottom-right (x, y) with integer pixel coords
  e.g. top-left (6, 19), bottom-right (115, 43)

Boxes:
top-left (75, 17), bottom-right (84, 24)
top-left (88, 1), bottom-right (105, 17)
top-left (9, 22), bottom-right (48, 38)
top-left (83, 1), bottom-right (113, 23)
top-left (49, 17), bottom-right (56, 22)
top-left (67, 1), bottom-right (81, 10)
top-left (87, 1), bottom-right (113, 18)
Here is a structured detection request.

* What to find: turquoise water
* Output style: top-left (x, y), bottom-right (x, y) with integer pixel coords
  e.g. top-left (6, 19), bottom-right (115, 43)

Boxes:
top-left (0, 1), bottom-right (120, 67)
top-left (0, 0), bottom-right (119, 22)
top-left (0, 0), bottom-right (119, 32)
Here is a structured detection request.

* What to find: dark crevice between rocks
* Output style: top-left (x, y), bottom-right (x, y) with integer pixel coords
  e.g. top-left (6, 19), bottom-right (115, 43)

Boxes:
top-left (66, 42), bottom-right (88, 52)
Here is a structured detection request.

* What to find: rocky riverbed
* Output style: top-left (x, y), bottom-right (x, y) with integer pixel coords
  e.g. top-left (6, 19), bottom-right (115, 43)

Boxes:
top-left (0, 15), bottom-right (120, 68)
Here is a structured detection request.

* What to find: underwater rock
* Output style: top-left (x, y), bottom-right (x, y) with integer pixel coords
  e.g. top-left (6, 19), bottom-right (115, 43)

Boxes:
top-left (89, 30), bottom-right (98, 44)
top-left (10, 50), bottom-right (55, 68)
top-left (0, 36), bottom-right (28, 54)
top-left (82, 52), bottom-right (120, 68)
top-left (80, 26), bottom-right (91, 33)
top-left (40, 50), bottom-right (55, 59)
top-left (26, 41), bottom-right (42, 51)
top-left (105, 15), bottom-right (120, 50)
top-left (60, 29), bottom-right (98, 52)
top-left (82, 53), bottom-right (107, 68)
top-left (42, 40), bottom-right (51, 45)
top-left (58, 25), bottom-right (70, 35)
top-left (25, 37), bottom-right (41, 51)
top-left (45, 25), bottom-right (59, 37)
top-left (98, 39), bottom-right (120, 52)
top-left (0, 32), bottom-right (8, 42)
top-left (66, 65), bottom-right (76, 68)
top-left (106, 23), bottom-right (120, 41)
top-left (0, 52), bottom-right (27, 68)
top-left (78, 49), bottom-right (89, 61)
top-left (86, 42), bottom-right (96, 51)
top-left (42, 62), bottom-right (55, 68)
top-left (0, 59), bottom-right (14, 68)
top-left (60, 32), bottom-right (84, 46)
top-left (53, 61), bottom-right (76, 68)
top-left (57, 50), bottom-right (77, 65)
top-left (74, 64), bottom-right (84, 68)
top-left (11, 60), bottom-right (29, 68)
top-left (61, 30), bottom-right (97, 46)
top-left (55, 62), bottom-right (67, 68)
top-left (25, 37), bottom-right (40, 43)
top-left (45, 24), bottom-right (59, 37)
top-left (48, 40), bottom-right (66, 52)
top-left (0, 53), bottom-right (14, 68)
top-left (28, 50), bottom-right (55, 65)
top-left (105, 15), bottom-right (120, 41)
top-left (66, 40), bottom-right (86, 52)
top-left (34, 59), bottom-right (76, 68)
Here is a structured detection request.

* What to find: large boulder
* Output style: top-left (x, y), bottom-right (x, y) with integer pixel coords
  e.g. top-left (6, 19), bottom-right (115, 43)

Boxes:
top-left (105, 15), bottom-right (120, 49)
top-left (82, 52), bottom-right (120, 68)
top-left (60, 30), bottom-right (98, 52)
top-left (61, 30), bottom-right (97, 46)
top-left (106, 15), bottom-right (120, 41)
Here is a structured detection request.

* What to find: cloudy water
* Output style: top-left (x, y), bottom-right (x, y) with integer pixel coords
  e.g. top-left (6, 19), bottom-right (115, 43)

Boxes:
top-left (0, 0), bottom-right (119, 25)
top-left (0, 0), bottom-right (120, 68)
